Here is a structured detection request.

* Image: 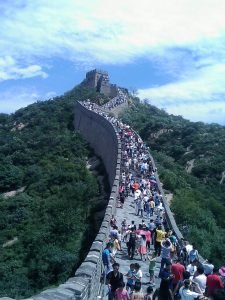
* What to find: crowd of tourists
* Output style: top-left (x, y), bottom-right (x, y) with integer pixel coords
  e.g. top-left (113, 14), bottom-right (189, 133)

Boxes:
top-left (81, 101), bottom-right (225, 300)
top-left (101, 88), bottom-right (128, 110)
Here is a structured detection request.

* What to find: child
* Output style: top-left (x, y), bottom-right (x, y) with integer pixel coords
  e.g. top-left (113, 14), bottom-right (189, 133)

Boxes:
top-left (134, 263), bottom-right (143, 287)
top-left (144, 286), bottom-right (153, 300)
top-left (138, 234), bottom-right (147, 261)
top-left (147, 252), bottom-right (156, 285)
top-left (117, 230), bottom-right (122, 250)
top-left (121, 219), bottom-right (127, 241)
top-left (110, 215), bottom-right (117, 227)
top-left (115, 282), bottom-right (130, 300)
top-left (111, 236), bottom-right (121, 257)
top-left (124, 263), bottom-right (135, 292)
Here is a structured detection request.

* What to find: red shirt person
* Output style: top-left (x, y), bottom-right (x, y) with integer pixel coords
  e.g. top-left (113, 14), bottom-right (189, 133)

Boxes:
top-left (207, 267), bottom-right (224, 297)
top-left (171, 260), bottom-right (185, 288)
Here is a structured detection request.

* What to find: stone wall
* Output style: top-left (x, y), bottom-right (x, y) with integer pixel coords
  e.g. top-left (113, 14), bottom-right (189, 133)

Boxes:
top-left (74, 101), bottom-right (121, 188)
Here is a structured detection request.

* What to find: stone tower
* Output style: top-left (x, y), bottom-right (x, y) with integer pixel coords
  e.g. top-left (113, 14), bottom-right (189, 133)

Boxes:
top-left (81, 69), bottom-right (118, 97)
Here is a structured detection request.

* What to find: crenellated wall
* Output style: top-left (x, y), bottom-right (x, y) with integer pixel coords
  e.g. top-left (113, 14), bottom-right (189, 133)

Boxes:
top-left (74, 101), bottom-right (121, 188)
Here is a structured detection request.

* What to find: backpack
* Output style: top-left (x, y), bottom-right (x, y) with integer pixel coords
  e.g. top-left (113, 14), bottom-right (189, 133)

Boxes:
top-left (129, 232), bottom-right (136, 245)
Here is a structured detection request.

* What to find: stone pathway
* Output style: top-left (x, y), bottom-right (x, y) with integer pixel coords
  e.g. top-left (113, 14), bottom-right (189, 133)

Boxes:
top-left (102, 194), bottom-right (162, 299)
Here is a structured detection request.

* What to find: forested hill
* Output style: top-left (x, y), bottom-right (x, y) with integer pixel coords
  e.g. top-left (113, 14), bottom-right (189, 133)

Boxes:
top-left (121, 98), bottom-right (225, 265)
top-left (0, 86), bottom-right (110, 298)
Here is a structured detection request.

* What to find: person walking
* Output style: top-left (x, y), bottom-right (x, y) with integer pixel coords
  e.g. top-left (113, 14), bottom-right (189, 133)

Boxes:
top-left (188, 244), bottom-right (199, 263)
top-left (138, 234), bottom-right (147, 261)
top-left (115, 282), bottom-right (130, 300)
top-left (161, 239), bottom-right (172, 269)
top-left (102, 242), bottom-right (115, 275)
top-left (144, 286), bottom-right (153, 300)
top-left (130, 283), bottom-right (144, 300)
top-left (107, 263), bottom-right (124, 300)
top-left (171, 259), bottom-right (185, 291)
top-left (128, 227), bottom-right (137, 260)
top-left (153, 278), bottom-right (174, 300)
top-left (147, 252), bottom-right (156, 285)
top-left (155, 225), bottom-right (166, 256)
top-left (179, 279), bottom-right (203, 300)
top-left (145, 228), bottom-right (151, 252)
top-left (206, 267), bottom-right (224, 298)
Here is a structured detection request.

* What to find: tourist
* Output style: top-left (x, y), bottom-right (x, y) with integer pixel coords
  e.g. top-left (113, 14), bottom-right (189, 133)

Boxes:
top-left (110, 215), bottom-right (117, 227)
top-left (202, 259), bottom-right (214, 276)
top-left (160, 238), bottom-right (172, 269)
top-left (102, 242), bottom-right (115, 275)
top-left (138, 234), bottom-right (147, 261)
top-left (124, 263), bottom-right (136, 293)
top-left (115, 282), bottom-right (130, 300)
top-left (134, 263), bottom-right (143, 287)
top-left (127, 227), bottom-right (137, 260)
top-left (189, 244), bottom-right (199, 263)
top-left (145, 227), bottom-right (151, 252)
top-left (144, 286), bottom-right (153, 300)
top-left (193, 266), bottom-right (207, 294)
top-left (155, 225), bottom-right (166, 256)
top-left (186, 260), bottom-right (197, 280)
top-left (179, 279), bottom-right (203, 300)
top-left (171, 259), bottom-right (185, 291)
top-left (148, 219), bottom-right (156, 245)
top-left (153, 278), bottom-right (174, 300)
top-left (159, 262), bottom-right (174, 287)
top-left (130, 282), bottom-right (144, 300)
top-left (147, 252), bottom-right (156, 285)
top-left (206, 267), bottom-right (224, 297)
top-left (107, 263), bottom-right (124, 300)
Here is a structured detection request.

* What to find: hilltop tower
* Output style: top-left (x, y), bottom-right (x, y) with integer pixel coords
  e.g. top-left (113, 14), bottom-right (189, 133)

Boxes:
top-left (81, 69), bottom-right (118, 97)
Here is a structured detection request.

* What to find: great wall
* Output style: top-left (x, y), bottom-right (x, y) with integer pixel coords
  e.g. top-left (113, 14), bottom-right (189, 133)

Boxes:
top-left (0, 70), bottom-right (206, 300)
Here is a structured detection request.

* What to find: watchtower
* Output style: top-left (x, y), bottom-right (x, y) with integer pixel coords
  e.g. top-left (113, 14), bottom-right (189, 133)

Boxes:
top-left (81, 69), bottom-right (118, 97)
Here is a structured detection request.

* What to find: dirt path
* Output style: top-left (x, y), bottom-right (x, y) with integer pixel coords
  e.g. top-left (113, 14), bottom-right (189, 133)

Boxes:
top-left (186, 159), bottom-right (195, 173)
top-left (220, 171), bottom-right (225, 184)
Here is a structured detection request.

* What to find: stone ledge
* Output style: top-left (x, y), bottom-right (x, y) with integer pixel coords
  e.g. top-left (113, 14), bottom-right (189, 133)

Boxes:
top-left (90, 241), bottom-right (103, 252)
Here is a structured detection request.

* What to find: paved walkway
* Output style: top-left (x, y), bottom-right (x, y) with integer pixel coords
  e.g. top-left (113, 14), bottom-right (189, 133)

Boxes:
top-left (102, 194), bottom-right (162, 299)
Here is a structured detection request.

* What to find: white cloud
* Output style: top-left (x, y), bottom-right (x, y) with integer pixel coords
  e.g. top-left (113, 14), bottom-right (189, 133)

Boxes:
top-left (0, 0), bottom-right (225, 123)
top-left (138, 63), bottom-right (225, 124)
top-left (0, 0), bottom-right (225, 64)
top-left (0, 56), bottom-right (48, 81)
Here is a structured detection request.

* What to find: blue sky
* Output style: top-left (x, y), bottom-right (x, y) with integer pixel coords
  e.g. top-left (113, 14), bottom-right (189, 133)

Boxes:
top-left (1, 0), bottom-right (225, 124)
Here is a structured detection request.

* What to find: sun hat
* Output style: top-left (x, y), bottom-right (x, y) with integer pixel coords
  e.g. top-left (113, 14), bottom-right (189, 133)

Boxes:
top-left (219, 266), bottom-right (225, 277)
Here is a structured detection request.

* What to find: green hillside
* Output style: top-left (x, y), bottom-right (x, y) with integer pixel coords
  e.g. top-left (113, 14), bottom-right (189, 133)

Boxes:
top-left (0, 86), bottom-right (110, 298)
top-left (121, 98), bottom-right (225, 265)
